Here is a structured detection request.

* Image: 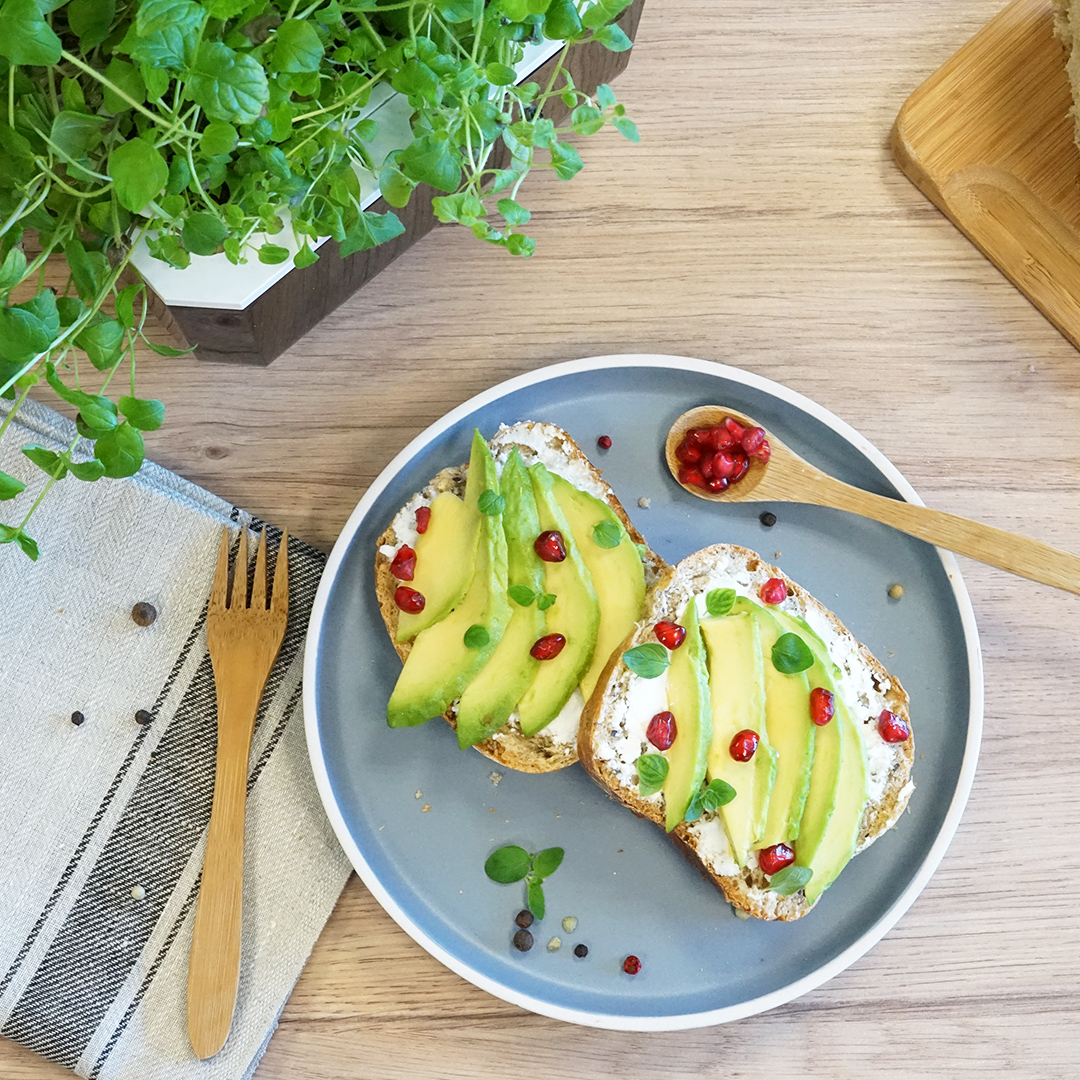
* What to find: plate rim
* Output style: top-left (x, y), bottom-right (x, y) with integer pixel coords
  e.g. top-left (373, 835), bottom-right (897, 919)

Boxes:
top-left (302, 353), bottom-right (984, 1030)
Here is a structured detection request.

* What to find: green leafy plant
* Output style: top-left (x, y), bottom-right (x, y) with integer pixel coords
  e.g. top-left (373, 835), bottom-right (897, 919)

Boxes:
top-left (621, 642), bottom-right (668, 678)
top-left (683, 776), bottom-right (736, 823)
top-left (770, 631), bottom-right (814, 674)
top-left (484, 842), bottom-right (563, 918)
top-left (633, 751), bottom-right (666, 796)
top-left (0, 0), bottom-right (638, 559)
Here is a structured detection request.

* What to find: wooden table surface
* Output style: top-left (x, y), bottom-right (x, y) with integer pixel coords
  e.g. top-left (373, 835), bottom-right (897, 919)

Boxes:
top-left (5, 0), bottom-right (1080, 1076)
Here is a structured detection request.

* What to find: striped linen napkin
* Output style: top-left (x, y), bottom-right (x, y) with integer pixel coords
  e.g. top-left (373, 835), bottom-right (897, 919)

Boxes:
top-left (0, 396), bottom-right (352, 1079)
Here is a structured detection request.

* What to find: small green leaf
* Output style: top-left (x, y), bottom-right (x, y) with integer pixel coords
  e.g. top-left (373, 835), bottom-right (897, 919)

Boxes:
top-left (767, 864), bottom-right (813, 895)
top-left (0, 469), bottom-right (25, 500)
top-left (634, 752), bottom-right (668, 797)
top-left (397, 132), bottom-right (462, 194)
top-left (339, 211), bottom-right (405, 256)
top-left (68, 0), bottom-right (115, 49)
top-left (271, 18), bottom-right (325, 73)
top-left (182, 212), bottom-right (229, 257)
top-left (526, 877), bottom-right (545, 919)
top-left (497, 198), bottom-right (530, 226)
top-left (484, 845), bottom-right (532, 884)
top-left (199, 121), bottom-right (239, 157)
top-left (188, 41), bottom-right (270, 125)
top-left (0, 0), bottom-right (62, 65)
top-left (508, 584), bottom-right (537, 606)
top-left (622, 642), bottom-right (669, 679)
top-left (613, 115), bottom-right (639, 143)
top-left (592, 23), bottom-right (632, 52)
top-left (294, 244), bottom-right (319, 269)
top-left (23, 444), bottom-right (67, 478)
top-left (0, 306), bottom-right (52, 361)
top-left (771, 632), bottom-right (814, 675)
top-left (685, 778), bottom-right (738, 823)
top-left (60, 76), bottom-right (86, 115)
top-left (463, 624), bottom-right (490, 649)
top-left (379, 166), bottom-right (414, 209)
top-left (570, 104), bottom-right (604, 135)
top-left (14, 528), bottom-right (38, 560)
top-left (595, 83), bottom-right (617, 110)
top-left (532, 846), bottom-right (563, 878)
top-left (75, 319), bottom-right (126, 371)
top-left (101, 59), bottom-right (145, 114)
top-left (258, 244), bottom-right (290, 265)
top-left (478, 489), bottom-right (505, 515)
top-left (591, 520), bottom-right (621, 548)
top-left (118, 395), bottom-right (165, 432)
top-left (438, 0), bottom-right (483, 21)
top-left (145, 340), bottom-right (193, 357)
top-left (114, 283), bottom-right (143, 330)
top-left (93, 422), bottom-right (144, 478)
top-left (68, 458), bottom-right (106, 482)
top-left (544, 0), bottom-right (582, 39)
top-left (0, 246), bottom-right (28, 292)
top-left (549, 140), bottom-right (583, 181)
top-left (705, 588), bottom-right (736, 617)
top-left (137, 0), bottom-right (203, 36)
top-left (57, 297), bottom-right (85, 327)
top-left (485, 62), bottom-right (517, 86)
top-left (537, 592), bottom-right (556, 610)
top-left (109, 139), bottom-right (169, 213)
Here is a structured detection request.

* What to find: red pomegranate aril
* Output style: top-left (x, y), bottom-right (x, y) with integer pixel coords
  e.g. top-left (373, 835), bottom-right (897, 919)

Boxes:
top-left (723, 416), bottom-right (746, 440)
top-left (390, 545), bottom-right (416, 581)
top-left (394, 586), bottom-right (425, 614)
top-left (531, 633), bottom-right (566, 661)
top-left (706, 476), bottom-right (729, 493)
top-left (809, 687), bottom-right (835, 726)
top-left (687, 427), bottom-right (713, 450)
top-left (728, 452), bottom-right (750, 484)
top-left (877, 708), bottom-right (911, 743)
top-left (654, 621), bottom-right (687, 650)
top-left (729, 729), bottom-right (760, 761)
top-left (699, 451), bottom-right (714, 479)
top-left (760, 577), bottom-right (787, 605)
top-left (622, 955), bottom-right (642, 975)
top-left (758, 843), bottom-right (796, 876)
top-left (415, 505), bottom-right (431, 534)
top-left (646, 711), bottom-right (677, 750)
top-left (675, 440), bottom-right (703, 465)
top-left (712, 451), bottom-right (737, 479)
top-left (678, 465), bottom-right (706, 488)
top-left (740, 426), bottom-right (766, 455)
top-left (534, 530), bottom-right (567, 562)
top-left (753, 438), bottom-right (772, 464)
top-left (597, 435), bottom-right (612, 449)
top-left (710, 424), bottom-right (738, 450)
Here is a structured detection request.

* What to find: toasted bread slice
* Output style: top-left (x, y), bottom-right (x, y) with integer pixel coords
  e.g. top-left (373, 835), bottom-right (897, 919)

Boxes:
top-left (578, 544), bottom-right (914, 919)
top-left (376, 422), bottom-right (667, 773)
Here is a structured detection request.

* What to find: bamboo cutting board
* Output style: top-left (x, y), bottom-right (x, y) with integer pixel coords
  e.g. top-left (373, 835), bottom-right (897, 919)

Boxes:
top-left (892, 0), bottom-right (1080, 349)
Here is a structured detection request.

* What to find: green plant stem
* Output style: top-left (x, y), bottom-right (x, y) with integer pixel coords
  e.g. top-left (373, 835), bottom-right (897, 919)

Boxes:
top-left (7, 67), bottom-right (14, 129)
top-left (292, 71), bottom-right (382, 123)
top-left (0, 381), bottom-right (33, 446)
top-left (0, 177), bottom-right (50, 239)
top-left (17, 435), bottom-right (78, 529)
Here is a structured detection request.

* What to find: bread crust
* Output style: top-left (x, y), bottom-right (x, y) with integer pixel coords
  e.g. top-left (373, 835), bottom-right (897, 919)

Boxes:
top-left (375, 422), bottom-right (667, 773)
top-left (578, 545), bottom-right (914, 920)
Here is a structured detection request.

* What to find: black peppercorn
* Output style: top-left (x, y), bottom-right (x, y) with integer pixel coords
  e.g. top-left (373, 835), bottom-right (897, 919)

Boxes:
top-left (515, 909), bottom-right (534, 929)
top-left (70, 710), bottom-right (85, 726)
top-left (759, 511), bottom-right (777, 528)
top-left (513, 929), bottom-right (533, 952)
top-left (135, 709), bottom-right (153, 725)
top-left (131, 602), bottom-right (157, 626)
top-left (573, 943), bottom-right (588, 958)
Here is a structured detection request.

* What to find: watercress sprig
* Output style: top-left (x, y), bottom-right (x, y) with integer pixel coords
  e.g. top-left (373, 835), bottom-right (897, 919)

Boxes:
top-left (0, 0), bottom-right (639, 561)
top-left (484, 842), bottom-right (564, 918)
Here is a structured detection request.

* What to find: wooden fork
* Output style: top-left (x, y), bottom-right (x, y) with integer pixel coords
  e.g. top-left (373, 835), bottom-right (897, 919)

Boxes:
top-left (187, 526), bottom-right (289, 1059)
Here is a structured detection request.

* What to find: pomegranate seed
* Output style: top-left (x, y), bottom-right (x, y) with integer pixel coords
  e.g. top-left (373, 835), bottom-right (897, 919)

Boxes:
top-left (729, 729), bottom-right (759, 761)
top-left (654, 621), bottom-right (686, 649)
top-left (530, 633), bottom-right (566, 661)
top-left (740, 426), bottom-right (766, 454)
top-left (728, 452), bottom-right (750, 484)
top-left (687, 427), bottom-right (713, 450)
top-left (534, 530), bottom-right (567, 562)
top-left (810, 687), bottom-right (835, 726)
top-left (597, 435), bottom-right (612, 449)
top-left (394, 586), bottom-right (425, 614)
top-left (712, 451), bottom-right (737, 478)
top-left (675, 440), bottom-right (702, 465)
top-left (415, 506), bottom-right (431, 534)
top-left (390, 545), bottom-right (416, 580)
top-left (646, 711), bottom-right (677, 750)
top-left (622, 955), bottom-right (642, 975)
top-left (753, 438), bottom-right (771, 464)
top-left (723, 416), bottom-right (746, 440)
top-left (678, 465), bottom-right (705, 488)
top-left (877, 708), bottom-right (911, 743)
top-left (710, 424), bottom-right (738, 450)
top-left (758, 843), bottom-right (796, 876)
top-left (760, 577), bottom-right (787, 604)
top-left (706, 476), bottom-right (729, 493)
top-left (699, 451), bottom-right (714, 479)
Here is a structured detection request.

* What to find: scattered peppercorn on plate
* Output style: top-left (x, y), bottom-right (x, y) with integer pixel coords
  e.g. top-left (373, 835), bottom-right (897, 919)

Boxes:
top-left (304, 355), bottom-right (983, 1029)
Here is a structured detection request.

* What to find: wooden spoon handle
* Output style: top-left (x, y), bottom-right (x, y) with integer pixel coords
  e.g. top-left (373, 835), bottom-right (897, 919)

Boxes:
top-left (186, 694), bottom-right (257, 1059)
top-left (805, 472), bottom-right (1080, 595)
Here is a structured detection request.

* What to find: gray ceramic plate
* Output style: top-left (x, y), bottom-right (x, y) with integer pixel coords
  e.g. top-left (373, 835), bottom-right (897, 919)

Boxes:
top-left (303, 355), bottom-right (982, 1029)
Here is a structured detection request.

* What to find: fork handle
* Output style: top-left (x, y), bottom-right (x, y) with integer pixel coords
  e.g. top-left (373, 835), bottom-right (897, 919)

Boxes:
top-left (186, 683), bottom-right (261, 1059)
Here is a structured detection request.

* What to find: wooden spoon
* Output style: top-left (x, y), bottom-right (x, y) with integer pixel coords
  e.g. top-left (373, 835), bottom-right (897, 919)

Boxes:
top-left (666, 406), bottom-right (1080, 595)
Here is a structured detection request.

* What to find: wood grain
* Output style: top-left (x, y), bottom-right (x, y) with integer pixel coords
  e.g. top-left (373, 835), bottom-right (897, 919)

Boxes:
top-left (5, 0), bottom-right (1080, 1077)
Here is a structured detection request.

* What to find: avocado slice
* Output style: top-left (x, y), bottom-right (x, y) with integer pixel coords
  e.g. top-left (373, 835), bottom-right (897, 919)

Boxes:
top-left (516, 463), bottom-right (600, 737)
top-left (454, 450), bottom-right (546, 748)
top-left (661, 600), bottom-right (712, 832)
top-left (700, 612), bottom-right (778, 865)
top-left (386, 436), bottom-right (511, 727)
top-left (769, 609), bottom-right (869, 902)
top-left (733, 598), bottom-right (815, 848)
top-left (396, 430), bottom-right (490, 642)
top-left (547, 473), bottom-right (647, 701)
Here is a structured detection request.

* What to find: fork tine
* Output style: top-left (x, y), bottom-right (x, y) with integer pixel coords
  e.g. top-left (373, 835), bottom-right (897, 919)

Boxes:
top-left (233, 527), bottom-right (249, 609)
top-left (250, 531), bottom-right (268, 610)
top-left (210, 527), bottom-right (230, 612)
top-left (271, 529), bottom-right (289, 615)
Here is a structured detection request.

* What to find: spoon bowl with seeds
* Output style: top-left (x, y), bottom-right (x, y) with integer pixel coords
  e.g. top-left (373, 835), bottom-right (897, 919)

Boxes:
top-left (665, 405), bottom-right (1080, 596)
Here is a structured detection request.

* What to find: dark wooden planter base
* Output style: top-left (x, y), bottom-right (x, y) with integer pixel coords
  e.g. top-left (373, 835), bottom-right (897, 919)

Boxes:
top-left (151, 0), bottom-right (646, 366)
